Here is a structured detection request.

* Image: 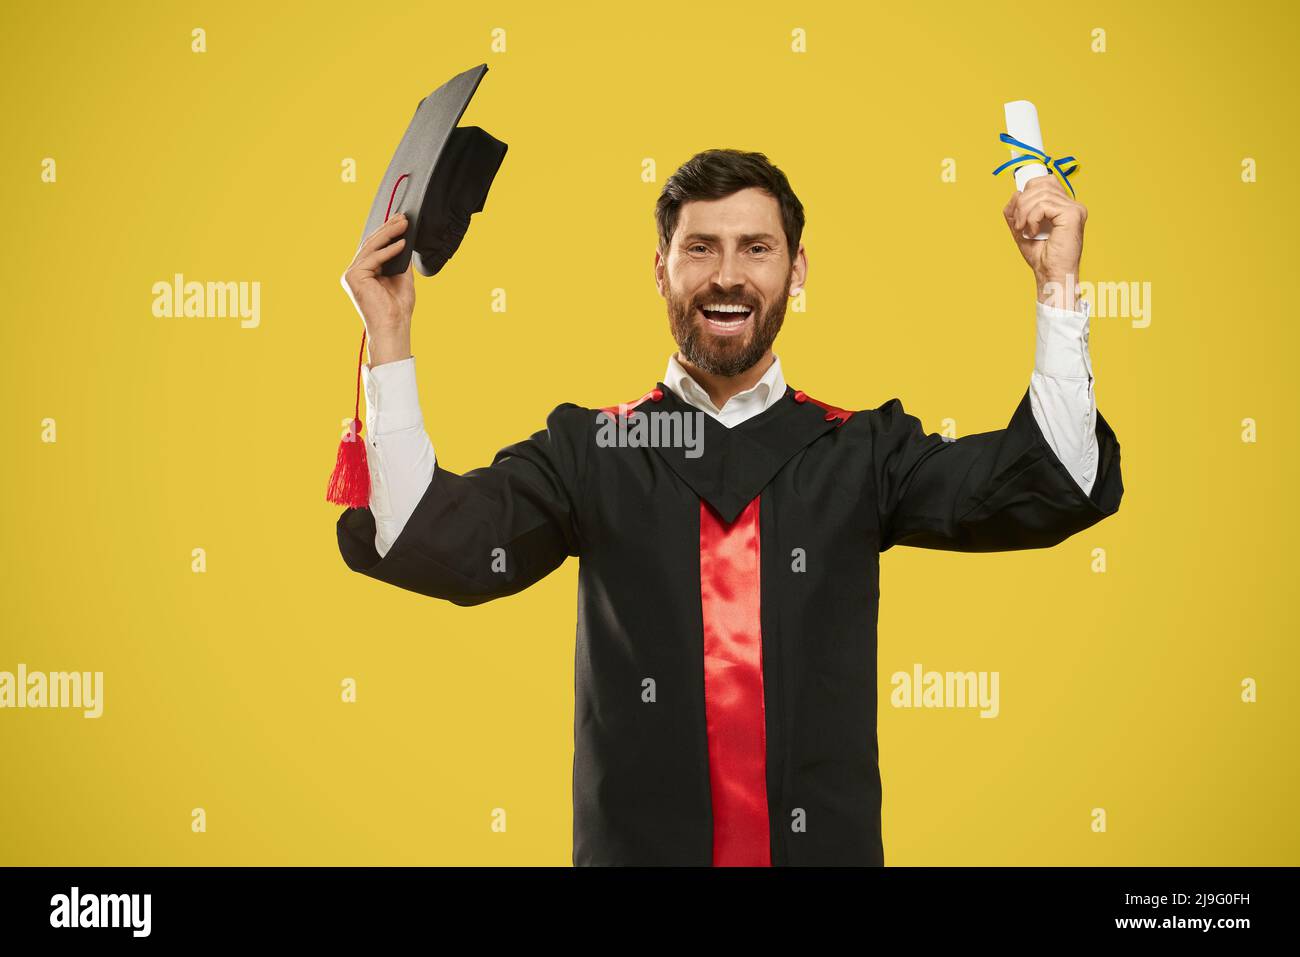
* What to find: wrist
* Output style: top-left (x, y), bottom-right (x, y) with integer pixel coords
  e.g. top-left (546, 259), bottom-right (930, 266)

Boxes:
top-left (1035, 272), bottom-right (1083, 311)
top-left (366, 326), bottom-right (412, 367)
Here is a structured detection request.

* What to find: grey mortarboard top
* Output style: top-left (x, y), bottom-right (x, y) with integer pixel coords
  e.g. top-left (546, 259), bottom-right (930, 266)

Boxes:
top-left (359, 62), bottom-right (508, 277)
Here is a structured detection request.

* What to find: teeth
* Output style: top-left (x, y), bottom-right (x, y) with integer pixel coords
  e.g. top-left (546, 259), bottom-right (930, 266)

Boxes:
top-left (703, 304), bottom-right (750, 313)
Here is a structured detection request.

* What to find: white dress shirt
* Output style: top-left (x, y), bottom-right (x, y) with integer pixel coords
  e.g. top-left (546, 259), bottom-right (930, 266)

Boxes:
top-left (360, 298), bottom-right (1098, 558)
top-left (661, 350), bottom-right (789, 427)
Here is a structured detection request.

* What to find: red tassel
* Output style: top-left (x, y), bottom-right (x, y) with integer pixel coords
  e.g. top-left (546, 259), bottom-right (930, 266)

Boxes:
top-left (326, 415), bottom-right (371, 507)
top-left (326, 329), bottom-right (371, 508)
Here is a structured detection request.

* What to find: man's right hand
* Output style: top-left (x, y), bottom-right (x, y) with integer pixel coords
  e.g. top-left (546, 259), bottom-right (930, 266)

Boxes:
top-left (341, 212), bottom-right (416, 367)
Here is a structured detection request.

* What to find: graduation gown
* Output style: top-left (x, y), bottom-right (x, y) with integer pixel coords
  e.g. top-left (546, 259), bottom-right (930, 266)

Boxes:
top-left (336, 380), bottom-right (1123, 866)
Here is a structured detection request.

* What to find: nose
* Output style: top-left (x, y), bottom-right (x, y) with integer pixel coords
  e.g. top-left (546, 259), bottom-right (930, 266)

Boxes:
top-left (711, 246), bottom-right (745, 291)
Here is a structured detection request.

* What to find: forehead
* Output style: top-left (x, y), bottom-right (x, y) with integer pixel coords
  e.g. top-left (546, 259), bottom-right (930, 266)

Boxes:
top-left (674, 186), bottom-right (783, 239)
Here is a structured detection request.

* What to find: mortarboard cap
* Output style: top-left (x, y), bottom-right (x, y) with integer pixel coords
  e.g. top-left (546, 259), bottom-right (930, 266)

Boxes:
top-left (358, 62), bottom-right (508, 277)
top-left (327, 63), bottom-right (508, 508)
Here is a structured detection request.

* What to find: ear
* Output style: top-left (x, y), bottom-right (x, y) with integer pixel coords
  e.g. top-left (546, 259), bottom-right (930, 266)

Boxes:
top-left (654, 248), bottom-right (667, 297)
top-left (788, 244), bottom-right (808, 296)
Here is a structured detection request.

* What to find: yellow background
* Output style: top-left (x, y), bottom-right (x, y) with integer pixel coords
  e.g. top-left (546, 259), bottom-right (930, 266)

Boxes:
top-left (2, 0), bottom-right (1296, 865)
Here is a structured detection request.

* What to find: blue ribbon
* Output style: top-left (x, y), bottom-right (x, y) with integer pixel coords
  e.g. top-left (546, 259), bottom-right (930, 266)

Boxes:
top-left (991, 132), bottom-right (1079, 198)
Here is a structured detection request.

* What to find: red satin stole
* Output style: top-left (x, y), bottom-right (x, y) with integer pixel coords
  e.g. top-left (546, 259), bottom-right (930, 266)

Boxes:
top-left (699, 494), bottom-right (771, 866)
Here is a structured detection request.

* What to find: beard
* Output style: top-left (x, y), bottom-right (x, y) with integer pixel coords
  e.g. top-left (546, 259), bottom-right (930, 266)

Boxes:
top-left (666, 278), bottom-right (790, 378)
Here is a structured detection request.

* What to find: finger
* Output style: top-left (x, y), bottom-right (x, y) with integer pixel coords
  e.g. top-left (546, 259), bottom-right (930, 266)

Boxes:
top-left (1015, 193), bottom-right (1055, 233)
top-left (1002, 197), bottom-right (1036, 246)
top-left (1005, 189), bottom-right (1028, 228)
top-left (354, 213), bottom-right (409, 261)
top-left (351, 239), bottom-right (407, 284)
top-left (1014, 193), bottom-right (1071, 233)
top-left (378, 252), bottom-right (416, 286)
top-left (1005, 194), bottom-right (1032, 242)
top-left (1024, 199), bottom-right (1071, 237)
top-left (1005, 211), bottom-right (1038, 249)
top-left (354, 236), bottom-right (407, 276)
top-left (1007, 182), bottom-right (1049, 228)
top-left (1012, 192), bottom-right (1038, 231)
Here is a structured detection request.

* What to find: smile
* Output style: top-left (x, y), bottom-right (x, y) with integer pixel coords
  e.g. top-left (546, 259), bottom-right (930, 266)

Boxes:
top-left (697, 304), bottom-right (753, 337)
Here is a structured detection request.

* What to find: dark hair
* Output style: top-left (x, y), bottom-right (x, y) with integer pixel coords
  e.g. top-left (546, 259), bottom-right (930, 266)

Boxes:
top-left (655, 149), bottom-right (805, 261)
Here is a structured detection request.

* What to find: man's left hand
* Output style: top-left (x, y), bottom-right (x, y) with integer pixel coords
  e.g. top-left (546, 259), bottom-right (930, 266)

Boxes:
top-left (1002, 175), bottom-right (1087, 308)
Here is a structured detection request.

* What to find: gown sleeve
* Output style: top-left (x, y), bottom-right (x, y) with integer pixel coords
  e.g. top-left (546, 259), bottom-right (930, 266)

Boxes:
top-left (870, 385), bottom-right (1123, 552)
top-left (336, 402), bottom-right (587, 605)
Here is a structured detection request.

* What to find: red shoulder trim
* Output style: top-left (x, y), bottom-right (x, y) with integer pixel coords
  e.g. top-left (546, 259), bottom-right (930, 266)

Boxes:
top-left (599, 387), bottom-right (664, 418)
top-left (791, 388), bottom-right (854, 426)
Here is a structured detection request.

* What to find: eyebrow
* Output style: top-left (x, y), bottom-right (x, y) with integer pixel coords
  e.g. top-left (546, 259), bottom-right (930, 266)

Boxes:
top-left (680, 232), bottom-right (781, 245)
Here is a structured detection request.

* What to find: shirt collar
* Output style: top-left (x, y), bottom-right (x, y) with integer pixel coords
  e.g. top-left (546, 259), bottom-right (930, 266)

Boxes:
top-left (662, 352), bottom-right (787, 417)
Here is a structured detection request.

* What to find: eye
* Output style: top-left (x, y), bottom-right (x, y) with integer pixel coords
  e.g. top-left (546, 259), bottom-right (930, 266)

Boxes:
top-left (689, 244), bottom-right (709, 253)
top-left (749, 244), bottom-right (770, 254)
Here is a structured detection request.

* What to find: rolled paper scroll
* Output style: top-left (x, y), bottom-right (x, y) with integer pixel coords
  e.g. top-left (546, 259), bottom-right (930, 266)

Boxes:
top-left (1004, 99), bottom-right (1051, 240)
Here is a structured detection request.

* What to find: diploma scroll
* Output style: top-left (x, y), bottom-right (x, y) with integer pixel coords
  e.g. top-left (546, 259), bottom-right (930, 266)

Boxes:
top-left (1004, 100), bottom-right (1051, 241)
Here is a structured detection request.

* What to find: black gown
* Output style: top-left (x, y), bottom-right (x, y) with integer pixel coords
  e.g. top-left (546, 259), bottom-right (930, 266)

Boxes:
top-left (336, 380), bottom-right (1124, 866)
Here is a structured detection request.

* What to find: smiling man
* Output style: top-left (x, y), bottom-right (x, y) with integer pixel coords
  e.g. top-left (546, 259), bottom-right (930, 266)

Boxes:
top-left (334, 149), bottom-right (1124, 866)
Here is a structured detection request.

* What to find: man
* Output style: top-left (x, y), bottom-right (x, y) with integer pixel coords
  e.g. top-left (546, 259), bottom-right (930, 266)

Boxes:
top-left (335, 149), bottom-right (1123, 866)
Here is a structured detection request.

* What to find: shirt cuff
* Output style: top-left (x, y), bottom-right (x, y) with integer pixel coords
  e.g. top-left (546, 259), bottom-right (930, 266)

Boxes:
top-left (1034, 297), bottom-right (1093, 381)
top-left (362, 356), bottom-right (424, 437)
